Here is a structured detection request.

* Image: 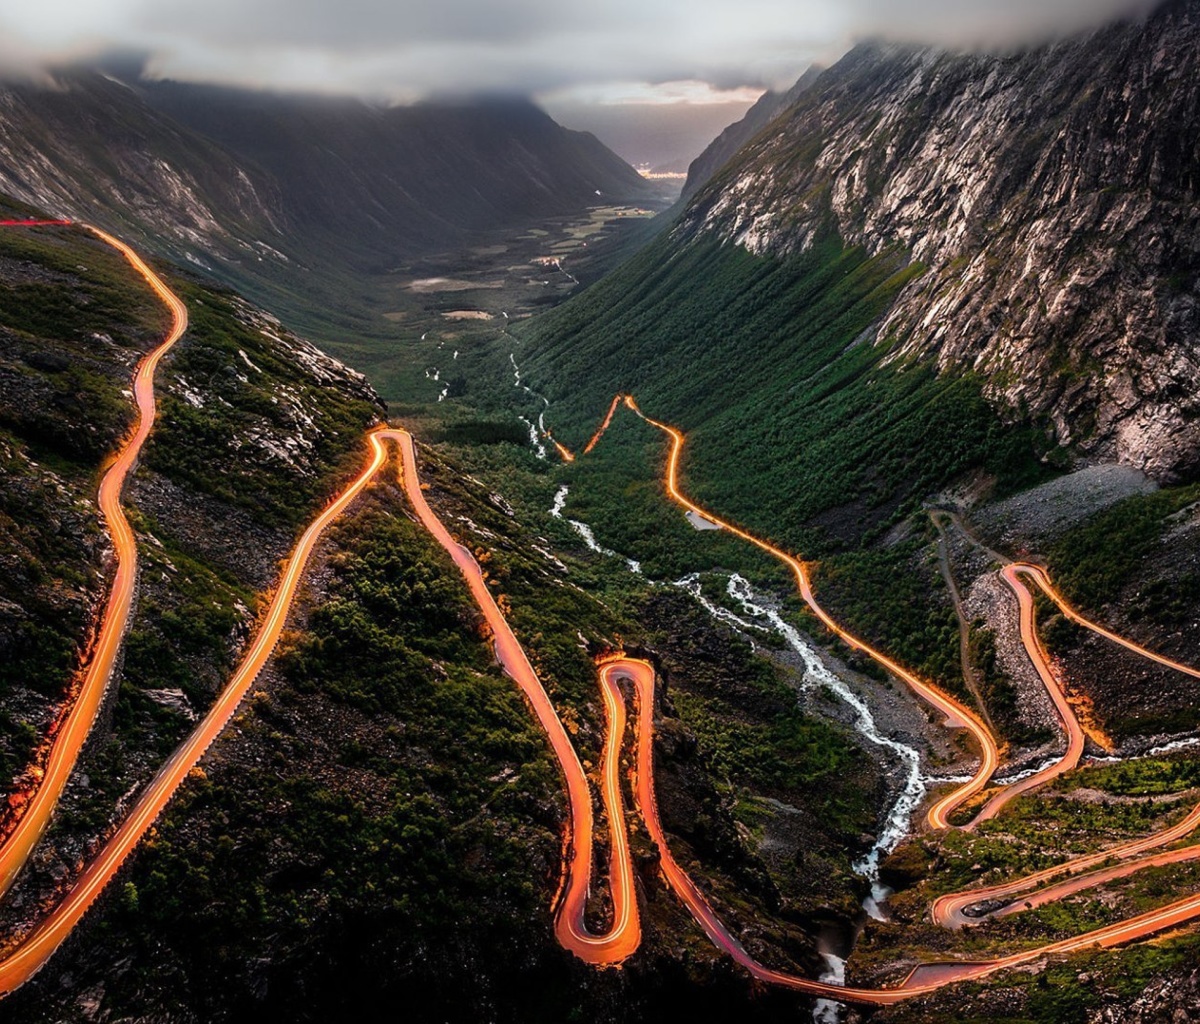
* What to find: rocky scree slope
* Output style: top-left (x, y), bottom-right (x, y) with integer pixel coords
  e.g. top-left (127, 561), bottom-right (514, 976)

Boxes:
top-left (682, 0), bottom-right (1200, 480)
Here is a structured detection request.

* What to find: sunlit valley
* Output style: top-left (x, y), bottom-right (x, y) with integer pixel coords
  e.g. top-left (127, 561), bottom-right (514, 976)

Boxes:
top-left (0, 2), bottom-right (1199, 1022)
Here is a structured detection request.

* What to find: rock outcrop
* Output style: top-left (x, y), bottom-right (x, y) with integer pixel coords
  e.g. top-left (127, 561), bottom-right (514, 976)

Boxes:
top-left (682, 0), bottom-right (1200, 479)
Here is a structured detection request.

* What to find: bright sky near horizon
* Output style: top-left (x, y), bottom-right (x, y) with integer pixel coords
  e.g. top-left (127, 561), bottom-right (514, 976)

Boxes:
top-left (0, 0), bottom-right (1161, 169)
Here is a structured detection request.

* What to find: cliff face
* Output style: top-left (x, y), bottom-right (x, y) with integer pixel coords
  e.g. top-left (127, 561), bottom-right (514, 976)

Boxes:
top-left (0, 72), bottom-right (285, 265)
top-left (682, 0), bottom-right (1200, 479)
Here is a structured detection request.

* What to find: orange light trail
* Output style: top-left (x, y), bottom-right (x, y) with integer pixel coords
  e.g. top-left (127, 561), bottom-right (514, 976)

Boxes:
top-left (0, 221), bottom-right (187, 899)
top-left (619, 396), bottom-right (995, 830)
top-left (1021, 562), bottom-right (1200, 681)
top-left (583, 394), bottom-right (623, 454)
top-left (968, 564), bottom-right (1087, 822)
top-left (5, 222), bottom-right (1200, 1006)
top-left (932, 798), bottom-right (1200, 928)
top-left (0, 223), bottom-right (639, 992)
top-left (567, 398), bottom-right (1200, 1004)
top-left (584, 655), bottom-right (1200, 1005)
top-left (0, 428), bottom-right (392, 994)
top-left (386, 429), bottom-right (639, 963)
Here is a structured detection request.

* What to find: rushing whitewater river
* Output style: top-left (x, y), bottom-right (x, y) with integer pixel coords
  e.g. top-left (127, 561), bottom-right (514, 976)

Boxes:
top-left (548, 486), bottom-right (927, 922)
top-left (719, 574), bottom-right (926, 915)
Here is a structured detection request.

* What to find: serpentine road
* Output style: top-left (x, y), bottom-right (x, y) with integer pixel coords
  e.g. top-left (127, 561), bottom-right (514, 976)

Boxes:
top-left (544, 394), bottom-right (1200, 1002)
top-left (0, 221), bottom-right (187, 899)
top-left (4, 225), bottom-right (1200, 1007)
top-left (617, 396), bottom-right (999, 831)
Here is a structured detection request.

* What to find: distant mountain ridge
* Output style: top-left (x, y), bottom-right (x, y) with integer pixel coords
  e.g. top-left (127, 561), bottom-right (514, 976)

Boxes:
top-left (140, 82), bottom-right (655, 266)
top-left (0, 68), bottom-right (655, 298)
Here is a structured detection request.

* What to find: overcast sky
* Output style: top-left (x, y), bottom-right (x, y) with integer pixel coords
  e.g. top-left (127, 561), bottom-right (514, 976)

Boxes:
top-left (0, 0), bottom-right (1162, 169)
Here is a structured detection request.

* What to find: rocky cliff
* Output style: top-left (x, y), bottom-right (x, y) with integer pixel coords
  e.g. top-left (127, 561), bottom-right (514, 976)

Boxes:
top-left (682, 0), bottom-right (1200, 479)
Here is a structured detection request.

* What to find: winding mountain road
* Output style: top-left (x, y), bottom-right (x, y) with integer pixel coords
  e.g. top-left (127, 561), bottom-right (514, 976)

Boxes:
top-left (0, 221), bottom-right (187, 898)
top-left (969, 563), bottom-right (1088, 822)
top-left (5, 224), bottom-right (1200, 1008)
top-left (549, 395), bottom-right (1200, 1003)
top-left (386, 428), bottom-right (641, 963)
top-left (617, 397), bottom-right (998, 831)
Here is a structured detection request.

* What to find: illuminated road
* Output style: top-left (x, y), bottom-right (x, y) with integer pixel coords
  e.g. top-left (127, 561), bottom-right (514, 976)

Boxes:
top-left (616, 397), bottom-right (997, 831)
top-left (970, 564), bottom-right (1087, 823)
top-left (1019, 562), bottom-right (1200, 681)
top-left (0, 224), bottom-right (643, 991)
top-left (583, 394), bottom-right (623, 455)
top-left (0, 225), bottom-right (397, 991)
top-left (932, 562), bottom-right (1200, 928)
top-left (588, 656), bottom-right (1200, 1006)
top-left (386, 429), bottom-right (640, 964)
top-left (938, 834), bottom-right (1200, 928)
top-left (0, 418), bottom-right (643, 989)
top-left (0, 221), bottom-right (187, 899)
top-left (0, 427), bottom-right (392, 994)
top-left (563, 397), bottom-right (1200, 1004)
top-left (4, 225), bottom-right (1200, 1006)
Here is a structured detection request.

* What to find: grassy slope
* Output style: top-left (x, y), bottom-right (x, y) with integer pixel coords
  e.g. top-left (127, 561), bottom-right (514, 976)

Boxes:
top-left (5, 444), bottom-right (881, 1022)
top-left (0, 206), bottom-right (167, 784)
top-left (516, 230), bottom-right (1050, 693)
top-left (524, 232), bottom-right (1048, 550)
top-left (0, 200), bottom-right (381, 940)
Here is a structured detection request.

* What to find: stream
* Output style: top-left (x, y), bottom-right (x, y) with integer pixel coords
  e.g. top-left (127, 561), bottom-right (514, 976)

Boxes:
top-left (545, 491), bottom-right (934, 1019)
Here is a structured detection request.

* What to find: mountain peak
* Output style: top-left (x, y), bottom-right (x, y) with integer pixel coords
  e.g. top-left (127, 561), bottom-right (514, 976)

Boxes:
top-left (679, 0), bottom-right (1200, 479)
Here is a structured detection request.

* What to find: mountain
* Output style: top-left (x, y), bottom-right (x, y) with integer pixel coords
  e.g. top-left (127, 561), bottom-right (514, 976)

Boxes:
top-left (0, 198), bottom-right (880, 1022)
top-left (506, 8), bottom-right (1200, 1015)
top-left (680, 0), bottom-right (1200, 480)
top-left (7, 5), bottom-right (1200, 1022)
top-left (516, 0), bottom-right (1200, 765)
top-left (0, 71), bottom-right (284, 267)
top-left (681, 65), bottom-right (822, 201)
top-left (526, 0), bottom-right (1200, 524)
top-left (0, 68), bottom-right (660, 371)
top-left (139, 82), bottom-right (657, 266)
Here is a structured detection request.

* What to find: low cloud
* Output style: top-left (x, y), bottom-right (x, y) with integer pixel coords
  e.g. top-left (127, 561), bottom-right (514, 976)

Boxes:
top-left (848, 0), bottom-right (1164, 49)
top-left (0, 0), bottom-right (1166, 98)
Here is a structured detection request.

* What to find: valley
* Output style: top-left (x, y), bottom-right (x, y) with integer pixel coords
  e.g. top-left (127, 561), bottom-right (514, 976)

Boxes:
top-left (0, 213), bottom-right (1198, 1018)
top-left (1, 3), bottom-right (1200, 1022)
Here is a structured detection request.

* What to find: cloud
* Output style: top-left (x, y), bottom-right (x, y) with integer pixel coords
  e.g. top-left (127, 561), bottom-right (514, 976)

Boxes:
top-left (847, 0), bottom-right (1164, 49)
top-left (0, 0), bottom-right (1165, 98)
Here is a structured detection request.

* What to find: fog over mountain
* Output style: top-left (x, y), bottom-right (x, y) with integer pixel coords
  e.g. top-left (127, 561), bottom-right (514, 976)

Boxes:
top-left (0, 0), bottom-right (1164, 97)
